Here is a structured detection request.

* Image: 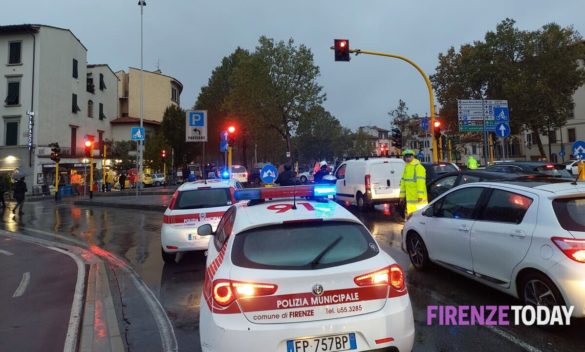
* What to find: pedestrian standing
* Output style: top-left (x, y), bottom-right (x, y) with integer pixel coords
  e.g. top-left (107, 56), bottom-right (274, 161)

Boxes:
top-left (466, 156), bottom-right (478, 170)
top-left (119, 173), bottom-right (126, 190)
top-left (275, 164), bottom-right (295, 186)
top-left (0, 176), bottom-right (7, 209)
top-left (399, 149), bottom-right (428, 217)
top-left (12, 176), bottom-right (27, 215)
top-left (313, 161), bottom-right (329, 184)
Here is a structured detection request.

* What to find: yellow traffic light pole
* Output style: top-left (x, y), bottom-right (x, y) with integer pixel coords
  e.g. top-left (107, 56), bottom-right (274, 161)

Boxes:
top-left (344, 48), bottom-right (439, 163)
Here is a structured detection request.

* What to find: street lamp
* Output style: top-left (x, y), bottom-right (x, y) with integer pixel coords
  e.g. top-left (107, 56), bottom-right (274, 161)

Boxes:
top-left (137, 0), bottom-right (146, 194)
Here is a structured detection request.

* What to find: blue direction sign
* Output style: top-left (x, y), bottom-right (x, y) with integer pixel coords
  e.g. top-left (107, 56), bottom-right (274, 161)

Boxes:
top-left (416, 152), bottom-right (424, 160)
top-left (572, 141), bottom-right (585, 159)
top-left (260, 164), bottom-right (278, 184)
top-left (559, 150), bottom-right (565, 158)
top-left (494, 107), bottom-right (509, 122)
top-left (220, 131), bottom-right (228, 152)
top-left (131, 127), bottom-right (145, 141)
top-left (420, 118), bottom-right (429, 132)
top-left (495, 123), bottom-right (510, 139)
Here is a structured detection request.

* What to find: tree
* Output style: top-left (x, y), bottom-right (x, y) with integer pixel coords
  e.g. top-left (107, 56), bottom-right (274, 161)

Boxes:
top-left (160, 105), bottom-right (187, 168)
top-left (432, 19), bottom-right (585, 157)
top-left (348, 129), bottom-right (373, 157)
top-left (227, 36), bottom-right (326, 164)
top-left (295, 106), bottom-right (350, 163)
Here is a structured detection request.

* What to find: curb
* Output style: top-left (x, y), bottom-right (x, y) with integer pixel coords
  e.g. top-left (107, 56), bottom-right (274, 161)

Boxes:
top-left (73, 200), bottom-right (166, 212)
top-left (80, 261), bottom-right (124, 352)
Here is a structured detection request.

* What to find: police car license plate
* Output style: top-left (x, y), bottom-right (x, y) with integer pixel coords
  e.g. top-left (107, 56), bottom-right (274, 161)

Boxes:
top-left (287, 333), bottom-right (357, 352)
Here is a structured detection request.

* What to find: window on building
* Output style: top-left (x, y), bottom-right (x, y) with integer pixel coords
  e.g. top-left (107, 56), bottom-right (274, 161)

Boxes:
top-left (73, 59), bottom-right (78, 79)
top-left (5, 120), bottom-right (18, 145)
top-left (87, 73), bottom-right (95, 93)
top-left (8, 42), bottom-right (22, 65)
top-left (99, 103), bottom-right (106, 120)
top-left (71, 126), bottom-right (77, 153)
top-left (99, 73), bottom-right (106, 90)
top-left (5, 81), bottom-right (20, 106)
top-left (568, 128), bottom-right (576, 143)
top-left (88, 100), bottom-right (94, 118)
top-left (549, 130), bottom-right (557, 144)
top-left (171, 87), bottom-right (179, 103)
top-left (72, 94), bottom-right (80, 113)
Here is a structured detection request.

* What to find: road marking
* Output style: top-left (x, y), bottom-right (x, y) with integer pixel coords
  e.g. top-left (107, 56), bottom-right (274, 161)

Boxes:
top-left (13, 272), bottom-right (30, 297)
top-left (48, 246), bottom-right (85, 352)
top-left (0, 249), bottom-right (13, 256)
top-left (484, 325), bottom-right (543, 352)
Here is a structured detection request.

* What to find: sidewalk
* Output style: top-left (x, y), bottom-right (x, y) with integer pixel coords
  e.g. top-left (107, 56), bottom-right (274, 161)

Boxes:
top-left (73, 190), bottom-right (174, 212)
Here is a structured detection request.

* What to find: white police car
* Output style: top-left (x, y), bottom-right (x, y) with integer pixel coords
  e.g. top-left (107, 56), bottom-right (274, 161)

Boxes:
top-left (161, 179), bottom-right (243, 263)
top-left (197, 185), bottom-right (415, 352)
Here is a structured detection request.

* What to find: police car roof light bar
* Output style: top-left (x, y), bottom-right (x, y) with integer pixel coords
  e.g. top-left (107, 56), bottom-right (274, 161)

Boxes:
top-left (234, 185), bottom-right (336, 202)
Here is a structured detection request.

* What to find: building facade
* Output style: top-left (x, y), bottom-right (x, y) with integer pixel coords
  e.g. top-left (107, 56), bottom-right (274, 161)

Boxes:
top-left (0, 25), bottom-right (118, 191)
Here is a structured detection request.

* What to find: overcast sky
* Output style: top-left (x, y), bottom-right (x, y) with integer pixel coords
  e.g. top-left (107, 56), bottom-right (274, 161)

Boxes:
top-left (3, 1), bottom-right (583, 130)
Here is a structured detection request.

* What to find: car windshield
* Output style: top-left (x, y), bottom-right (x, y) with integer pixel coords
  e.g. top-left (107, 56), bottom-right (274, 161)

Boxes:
top-left (232, 166), bottom-right (246, 173)
top-left (534, 166), bottom-right (572, 178)
top-left (175, 188), bottom-right (232, 209)
top-left (552, 197), bottom-right (585, 232)
top-left (231, 221), bottom-right (379, 270)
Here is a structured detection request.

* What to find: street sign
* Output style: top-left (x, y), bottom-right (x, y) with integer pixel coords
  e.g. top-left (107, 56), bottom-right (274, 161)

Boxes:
top-left (186, 110), bottom-right (208, 142)
top-left (416, 152), bottom-right (424, 159)
top-left (559, 150), bottom-right (565, 158)
top-left (131, 127), bottom-right (145, 141)
top-left (220, 131), bottom-right (228, 152)
top-left (260, 164), bottom-right (278, 184)
top-left (457, 99), bottom-right (509, 132)
top-left (420, 118), bottom-right (429, 132)
top-left (572, 141), bottom-right (585, 159)
top-left (495, 123), bottom-right (510, 139)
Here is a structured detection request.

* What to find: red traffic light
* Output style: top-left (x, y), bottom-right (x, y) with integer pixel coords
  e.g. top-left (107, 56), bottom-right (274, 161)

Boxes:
top-left (433, 120), bottom-right (441, 128)
top-left (161, 149), bottom-right (167, 158)
top-left (227, 125), bottom-right (236, 134)
top-left (334, 39), bottom-right (350, 62)
top-left (85, 140), bottom-right (92, 148)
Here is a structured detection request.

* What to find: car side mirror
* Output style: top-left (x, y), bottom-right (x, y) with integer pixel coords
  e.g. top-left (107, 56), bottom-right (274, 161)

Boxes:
top-left (422, 207), bottom-right (433, 217)
top-left (197, 224), bottom-right (213, 236)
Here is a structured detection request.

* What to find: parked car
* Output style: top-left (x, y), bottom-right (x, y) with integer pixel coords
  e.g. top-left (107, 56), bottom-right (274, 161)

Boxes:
top-left (247, 167), bottom-right (262, 186)
top-left (160, 179), bottom-right (243, 263)
top-left (144, 173), bottom-right (165, 187)
top-left (421, 162), bottom-right (460, 183)
top-left (563, 159), bottom-right (581, 176)
top-left (426, 170), bottom-right (521, 201)
top-left (486, 161), bottom-right (573, 178)
top-left (402, 179), bottom-right (585, 316)
top-left (298, 169), bottom-right (314, 183)
top-left (334, 157), bottom-right (405, 210)
top-left (216, 165), bottom-right (249, 183)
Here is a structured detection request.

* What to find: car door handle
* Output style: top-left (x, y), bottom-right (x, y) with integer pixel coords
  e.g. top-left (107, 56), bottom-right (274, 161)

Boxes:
top-left (343, 180), bottom-right (346, 186)
top-left (510, 230), bottom-right (526, 238)
top-left (387, 180), bottom-right (390, 187)
top-left (458, 225), bottom-right (470, 233)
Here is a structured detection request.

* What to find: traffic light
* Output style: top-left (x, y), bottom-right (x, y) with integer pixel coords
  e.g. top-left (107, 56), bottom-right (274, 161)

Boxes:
top-left (334, 39), bottom-right (350, 62)
top-left (161, 149), bottom-right (167, 159)
top-left (227, 125), bottom-right (236, 146)
top-left (49, 142), bottom-right (61, 163)
top-left (433, 120), bottom-right (442, 138)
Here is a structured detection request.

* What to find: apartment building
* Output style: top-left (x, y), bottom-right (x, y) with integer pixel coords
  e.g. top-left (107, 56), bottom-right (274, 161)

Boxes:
top-left (0, 24), bottom-right (118, 192)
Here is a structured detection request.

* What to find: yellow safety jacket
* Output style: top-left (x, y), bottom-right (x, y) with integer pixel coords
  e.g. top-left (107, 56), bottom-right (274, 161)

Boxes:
top-left (400, 159), bottom-right (428, 215)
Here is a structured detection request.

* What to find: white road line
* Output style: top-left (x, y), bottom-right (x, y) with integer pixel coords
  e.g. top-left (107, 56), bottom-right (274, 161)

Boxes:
top-left (0, 249), bottom-right (14, 256)
top-left (48, 246), bottom-right (85, 352)
top-left (484, 325), bottom-right (543, 352)
top-left (12, 272), bottom-right (31, 297)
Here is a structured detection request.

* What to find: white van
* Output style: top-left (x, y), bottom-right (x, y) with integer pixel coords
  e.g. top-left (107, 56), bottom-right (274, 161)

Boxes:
top-left (334, 157), bottom-right (405, 210)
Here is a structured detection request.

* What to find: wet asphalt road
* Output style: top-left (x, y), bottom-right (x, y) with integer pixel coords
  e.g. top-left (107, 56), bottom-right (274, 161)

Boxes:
top-left (1, 197), bottom-right (583, 352)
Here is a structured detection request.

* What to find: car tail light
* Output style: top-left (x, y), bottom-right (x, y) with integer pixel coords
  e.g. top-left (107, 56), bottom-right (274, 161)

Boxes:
top-left (212, 279), bottom-right (278, 307)
top-left (354, 264), bottom-right (406, 297)
top-left (545, 164), bottom-right (555, 169)
top-left (365, 175), bottom-right (371, 191)
top-left (552, 237), bottom-right (585, 263)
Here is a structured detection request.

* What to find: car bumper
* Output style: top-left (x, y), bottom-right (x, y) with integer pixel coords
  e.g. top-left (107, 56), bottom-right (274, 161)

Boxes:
top-left (200, 294), bottom-right (415, 352)
top-left (547, 261), bottom-right (585, 317)
top-left (161, 223), bottom-right (217, 252)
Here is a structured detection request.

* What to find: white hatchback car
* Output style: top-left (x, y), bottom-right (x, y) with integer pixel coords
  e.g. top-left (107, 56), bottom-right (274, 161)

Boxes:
top-left (161, 179), bottom-right (242, 263)
top-left (402, 179), bottom-right (585, 316)
top-left (197, 185), bottom-right (414, 352)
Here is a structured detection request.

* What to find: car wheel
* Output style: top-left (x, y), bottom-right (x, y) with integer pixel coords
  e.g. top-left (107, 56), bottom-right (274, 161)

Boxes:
top-left (161, 248), bottom-right (177, 264)
top-left (300, 176), bottom-right (307, 184)
top-left (406, 232), bottom-right (430, 270)
top-left (356, 192), bottom-right (367, 211)
top-left (520, 272), bottom-right (565, 307)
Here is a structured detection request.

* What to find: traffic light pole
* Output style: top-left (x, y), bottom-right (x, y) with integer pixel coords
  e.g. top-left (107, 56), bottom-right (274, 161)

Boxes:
top-left (55, 162), bottom-right (59, 199)
top-left (89, 147), bottom-right (94, 199)
top-left (346, 48), bottom-right (439, 163)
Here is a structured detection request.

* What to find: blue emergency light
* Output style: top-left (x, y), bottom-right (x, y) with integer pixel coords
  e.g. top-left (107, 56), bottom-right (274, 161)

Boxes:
top-left (234, 185), bottom-right (336, 202)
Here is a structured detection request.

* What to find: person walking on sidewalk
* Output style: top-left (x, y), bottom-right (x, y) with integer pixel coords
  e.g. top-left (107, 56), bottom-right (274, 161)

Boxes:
top-left (12, 176), bottom-right (27, 215)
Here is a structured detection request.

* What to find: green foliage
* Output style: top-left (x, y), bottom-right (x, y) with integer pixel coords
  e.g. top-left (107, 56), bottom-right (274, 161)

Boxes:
top-left (160, 105), bottom-right (187, 166)
top-left (432, 18), bottom-right (585, 157)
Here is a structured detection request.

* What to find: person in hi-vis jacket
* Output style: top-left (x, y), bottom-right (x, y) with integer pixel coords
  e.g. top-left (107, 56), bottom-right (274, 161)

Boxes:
top-left (399, 149), bottom-right (428, 216)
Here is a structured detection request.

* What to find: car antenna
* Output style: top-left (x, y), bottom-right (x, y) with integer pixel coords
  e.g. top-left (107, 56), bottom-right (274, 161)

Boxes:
top-left (292, 184), bottom-right (297, 210)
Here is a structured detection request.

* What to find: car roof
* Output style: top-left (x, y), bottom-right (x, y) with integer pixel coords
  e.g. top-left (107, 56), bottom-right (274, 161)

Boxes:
top-left (431, 170), bottom-right (520, 181)
top-left (460, 179), bottom-right (585, 194)
top-left (178, 179), bottom-right (235, 191)
top-left (233, 198), bottom-right (362, 233)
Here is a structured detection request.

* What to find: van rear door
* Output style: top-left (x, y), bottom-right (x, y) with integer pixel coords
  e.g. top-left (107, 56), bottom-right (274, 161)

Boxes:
top-left (369, 160), bottom-right (404, 200)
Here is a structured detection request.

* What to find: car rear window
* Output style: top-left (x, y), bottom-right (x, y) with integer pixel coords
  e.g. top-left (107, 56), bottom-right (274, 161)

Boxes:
top-left (175, 188), bottom-right (232, 209)
top-left (232, 166), bottom-right (246, 173)
top-left (231, 221), bottom-right (379, 270)
top-left (534, 166), bottom-right (572, 178)
top-left (433, 164), bottom-right (458, 174)
top-left (552, 197), bottom-right (585, 232)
